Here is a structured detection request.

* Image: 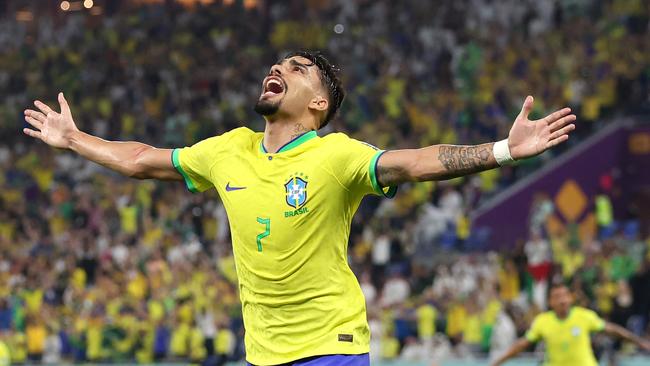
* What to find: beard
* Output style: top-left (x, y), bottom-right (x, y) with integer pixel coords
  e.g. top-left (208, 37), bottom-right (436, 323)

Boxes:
top-left (254, 98), bottom-right (281, 116)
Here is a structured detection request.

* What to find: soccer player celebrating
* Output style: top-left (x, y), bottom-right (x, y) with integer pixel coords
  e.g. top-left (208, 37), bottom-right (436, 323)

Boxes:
top-left (24, 51), bottom-right (576, 366)
top-left (491, 284), bottom-right (650, 366)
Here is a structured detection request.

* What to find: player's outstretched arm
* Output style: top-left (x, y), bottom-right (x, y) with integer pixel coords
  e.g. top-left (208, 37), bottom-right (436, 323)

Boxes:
top-left (376, 96), bottom-right (576, 186)
top-left (23, 93), bottom-right (182, 181)
top-left (490, 338), bottom-right (533, 366)
top-left (604, 322), bottom-right (650, 351)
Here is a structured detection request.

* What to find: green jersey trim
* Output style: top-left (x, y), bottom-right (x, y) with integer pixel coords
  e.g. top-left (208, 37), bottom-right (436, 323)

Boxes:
top-left (551, 307), bottom-right (574, 323)
top-left (594, 319), bottom-right (606, 332)
top-left (260, 130), bottom-right (318, 154)
top-left (524, 330), bottom-right (538, 343)
top-left (172, 148), bottom-right (199, 194)
top-left (369, 150), bottom-right (397, 198)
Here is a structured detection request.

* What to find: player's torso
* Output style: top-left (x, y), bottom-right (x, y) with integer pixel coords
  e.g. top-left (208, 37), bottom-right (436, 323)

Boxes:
top-left (540, 311), bottom-right (598, 366)
top-left (213, 134), bottom-right (348, 273)
top-left (199, 129), bottom-right (372, 363)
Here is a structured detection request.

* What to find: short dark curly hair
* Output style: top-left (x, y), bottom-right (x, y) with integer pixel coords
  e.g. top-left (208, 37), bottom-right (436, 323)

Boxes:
top-left (282, 50), bottom-right (345, 129)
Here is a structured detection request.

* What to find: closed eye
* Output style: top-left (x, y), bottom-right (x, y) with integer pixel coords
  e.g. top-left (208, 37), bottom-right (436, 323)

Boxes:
top-left (288, 59), bottom-right (309, 73)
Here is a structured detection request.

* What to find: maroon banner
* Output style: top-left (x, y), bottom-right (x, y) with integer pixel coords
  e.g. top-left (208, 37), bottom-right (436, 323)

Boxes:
top-left (472, 122), bottom-right (649, 249)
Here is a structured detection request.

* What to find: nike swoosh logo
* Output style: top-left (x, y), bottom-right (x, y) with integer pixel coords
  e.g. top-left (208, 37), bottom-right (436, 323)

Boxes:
top-left (225, 182), bottom-right (247, 192)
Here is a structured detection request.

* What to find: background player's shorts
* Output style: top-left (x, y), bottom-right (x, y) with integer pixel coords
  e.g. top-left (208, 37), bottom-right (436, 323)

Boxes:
top-left (247, 353), bottom-right (369, 366)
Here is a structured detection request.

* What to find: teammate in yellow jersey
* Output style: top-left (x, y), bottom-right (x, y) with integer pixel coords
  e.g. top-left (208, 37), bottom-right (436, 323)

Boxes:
top-left (24, 50), bottom-right (577, 365)
top-left (491, 284), bottom-right (650, 366)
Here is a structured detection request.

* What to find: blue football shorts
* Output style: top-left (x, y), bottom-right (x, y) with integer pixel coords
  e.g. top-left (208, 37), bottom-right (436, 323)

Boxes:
top-left (246, 353), bottom-right (370, 366)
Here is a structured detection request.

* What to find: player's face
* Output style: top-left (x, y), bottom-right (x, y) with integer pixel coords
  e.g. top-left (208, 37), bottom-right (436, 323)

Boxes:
top-left (255, 56), bottom-right (325, 123)
top-left (549, 287), bottom-right (573, 316)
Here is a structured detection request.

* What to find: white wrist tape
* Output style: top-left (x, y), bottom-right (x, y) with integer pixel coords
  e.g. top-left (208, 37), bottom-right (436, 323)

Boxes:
top-left (493, 139), bottom-right (515, 166)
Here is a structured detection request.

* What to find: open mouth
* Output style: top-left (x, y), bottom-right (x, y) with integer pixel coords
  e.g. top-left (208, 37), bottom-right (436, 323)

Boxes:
top-left (262, 77), bottom-right (285, 98)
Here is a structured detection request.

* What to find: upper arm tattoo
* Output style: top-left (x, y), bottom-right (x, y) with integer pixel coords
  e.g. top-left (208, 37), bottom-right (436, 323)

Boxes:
top-left (377, 164), bottom-right (407, 187)
top-left (437, 143), bottom-right (496, 178)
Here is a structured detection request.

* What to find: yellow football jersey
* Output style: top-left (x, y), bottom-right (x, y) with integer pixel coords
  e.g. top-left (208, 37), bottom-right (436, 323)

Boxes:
top-left (525, 307), bottom-right (606, 366)
top-left (173, 127), bottom-right (396, 365)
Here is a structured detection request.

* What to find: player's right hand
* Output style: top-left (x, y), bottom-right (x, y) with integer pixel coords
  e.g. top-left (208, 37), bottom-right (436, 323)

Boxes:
top-left (641, 339), bottom-right (650, 352)
top-left (24, 92), bottom-right (79, 149)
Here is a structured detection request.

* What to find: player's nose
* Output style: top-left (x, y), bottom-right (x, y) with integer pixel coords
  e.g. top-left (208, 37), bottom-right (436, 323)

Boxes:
top-left (269, 64), bottom-right (282, 76)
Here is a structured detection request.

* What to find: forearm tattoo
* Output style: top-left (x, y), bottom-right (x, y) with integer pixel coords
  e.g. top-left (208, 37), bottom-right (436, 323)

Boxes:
top-left (376, 143), bottom-right (499, 187)
top-left (437, 143), bottom-right (496, 177)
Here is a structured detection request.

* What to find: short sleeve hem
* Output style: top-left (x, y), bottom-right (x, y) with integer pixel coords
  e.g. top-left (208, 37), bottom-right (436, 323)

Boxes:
top-left (369, 150), bottom-right (398, 198)
top-left (172, 148), bottom-right (200, 194)
top-left (593, 319), bottom-right (606, 332)
top-left (525, 331), bottom-right (539, 343)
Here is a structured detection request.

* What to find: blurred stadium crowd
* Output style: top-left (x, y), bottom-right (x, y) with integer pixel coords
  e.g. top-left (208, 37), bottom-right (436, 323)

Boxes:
top-left (0, 0), bottom-right (649, 364)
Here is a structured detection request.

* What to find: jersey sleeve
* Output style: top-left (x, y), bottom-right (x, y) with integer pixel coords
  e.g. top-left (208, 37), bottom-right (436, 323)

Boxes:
top-left (583, 309), bottom-right (606, 333)
top-left (172, 135), bottom-right (224, 193)
top-left (525, 316), bottom-right (544, 343)
top-left (332, 135), bottom-right (398, 198)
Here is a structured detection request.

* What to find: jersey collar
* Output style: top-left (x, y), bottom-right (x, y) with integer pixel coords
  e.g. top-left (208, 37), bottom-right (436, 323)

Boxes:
top-left (553, 307), bottom-right (574, 322)
top-left (260, 130), bottom-right (318, 154)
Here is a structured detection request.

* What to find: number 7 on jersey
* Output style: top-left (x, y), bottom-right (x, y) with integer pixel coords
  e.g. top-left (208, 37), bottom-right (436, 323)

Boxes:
top-left (256, 217), bottom-right (270, 252)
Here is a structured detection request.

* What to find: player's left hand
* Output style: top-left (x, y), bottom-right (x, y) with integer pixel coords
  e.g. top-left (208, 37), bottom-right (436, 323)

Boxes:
top-left (507, 96), bottom-right (576, 160)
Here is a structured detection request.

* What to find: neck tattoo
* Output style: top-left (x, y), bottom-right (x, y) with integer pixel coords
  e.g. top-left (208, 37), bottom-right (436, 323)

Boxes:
top-left (290, 123), bottom-right (310, 140)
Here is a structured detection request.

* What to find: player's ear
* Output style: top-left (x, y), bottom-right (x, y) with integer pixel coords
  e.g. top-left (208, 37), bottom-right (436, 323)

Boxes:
top-left (308, 96), bottom-right (328, 113)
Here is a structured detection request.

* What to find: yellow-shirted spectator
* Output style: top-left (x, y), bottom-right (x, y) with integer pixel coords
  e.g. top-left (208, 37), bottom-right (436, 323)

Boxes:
top-left (8, 332), bottom-right (26, 364)
top-left (127, 271), bottom-right (148, 300)
top-left (148, 299), bottom-right (165, 323)
top-left (380, 308), bottom-right (395, 337)
top-left (114, 314), bottom-right (139, 355)
top-left (177, 300), bottom-right (194, 325)
top-left (595, 279), bottom-right (617, 316)
top-left (86, 319), bottom-right (104, 361)
top-left (136, 323), bottom-right (155, 364)
top-left (478, 168), bottom-right (499, 193)
top-left (0, 221), bottom-right (14, 240)
top-left (483, 298), bottom-right (502, 326)
top-left (22, 289), bottom-right (44, 315)
top-left (170, 321), bottom-right (190, 358)
top-left (0, 337), bottom-right (10, 366)
top-left (595, 194), bottom-right (613, 228)
top-left (119, 204), bottom-right (139, 235)
top-left (415, 303), bottom-right (437, 340)
top-left (581, 95), bottom-right (600, 121)
top-left (189, 325), bottom-right (206, 362)
top-left (463, 311), bottom-right (483, 346)
top-left (380, 335), bottom-right (400, 360)
top-left (107, 298), bottom-right (123, 320)
top-left (382, 78), bottom-right (405, 119)
top-left (457, 214), bottom-right (470, 240)
top-left (558, 249), bottom-right (585, 279)
top-left (446, 301), bottom-right (467, 339)
top-left (31, 168), bottom-right (53, 192)
top-left (25, 318), bottom-right (46, 360)
top-left (71, 268), bottom-right (87, 290)
top-left (215, 328), bottom-right (235, 356)
top-left (498, 260), bottom-right (520, 301)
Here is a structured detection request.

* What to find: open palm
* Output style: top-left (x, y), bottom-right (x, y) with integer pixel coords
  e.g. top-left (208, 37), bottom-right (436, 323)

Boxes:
top-left (508, 96), bottom-right (576, 160)
top-left (23, 92), bottom-right (79, 149)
